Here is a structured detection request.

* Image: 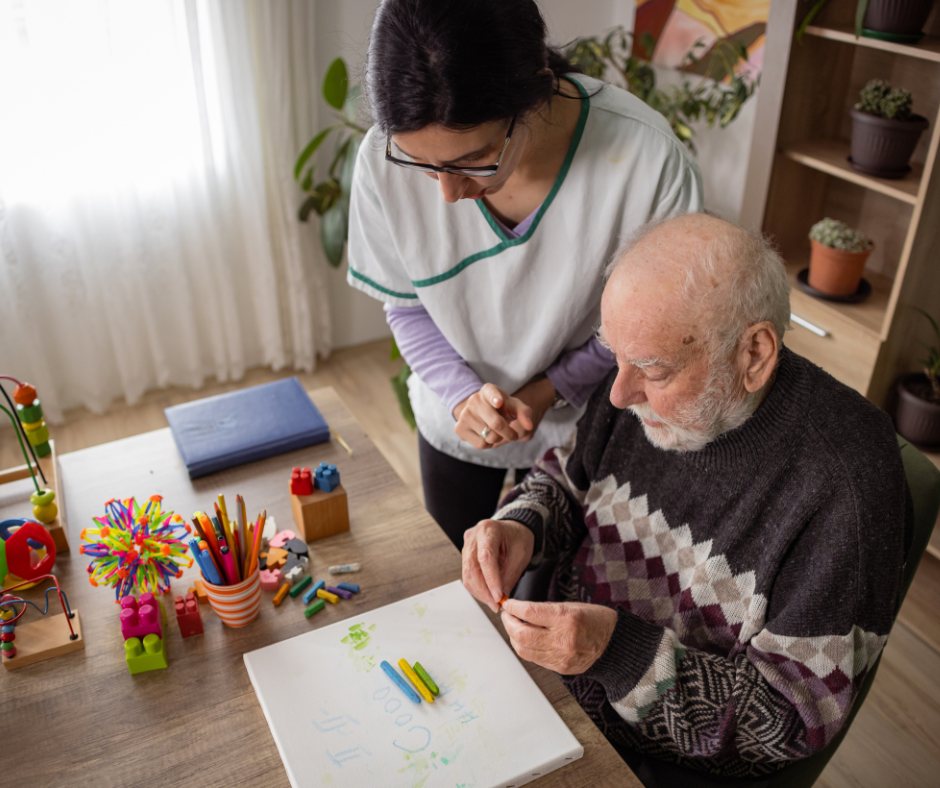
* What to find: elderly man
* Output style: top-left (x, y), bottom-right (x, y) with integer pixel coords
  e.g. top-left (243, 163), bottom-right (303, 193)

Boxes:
top-left (461, 214), bottom-right (911, 785)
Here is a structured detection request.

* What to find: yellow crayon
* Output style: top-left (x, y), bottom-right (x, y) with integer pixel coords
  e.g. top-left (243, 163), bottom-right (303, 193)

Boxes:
top-left (317, 588), bottom-right (339, 604)
top-left (399, 659), bottom-right (435, 703)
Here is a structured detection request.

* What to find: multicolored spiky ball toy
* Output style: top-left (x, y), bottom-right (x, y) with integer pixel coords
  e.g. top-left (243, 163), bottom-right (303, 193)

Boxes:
top-left (80, 496), bottom-right (193, 600)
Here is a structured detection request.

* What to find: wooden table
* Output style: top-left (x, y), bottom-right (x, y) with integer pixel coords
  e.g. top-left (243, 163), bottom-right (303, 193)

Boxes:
top-left (0, 387), bottom-right (640, 788)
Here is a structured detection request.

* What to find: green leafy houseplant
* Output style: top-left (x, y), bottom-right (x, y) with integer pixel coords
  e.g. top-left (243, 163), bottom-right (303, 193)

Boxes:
top-left (855, 79), bottom-right (913, 120)
top-left (565, 28), bottom-right (757, 152)
top-left (896, 308), bottom-right (940, 446)
top-left (294, 58), bottom-right (368, 267)
top-left (849, 79), bottom-right (928, 179)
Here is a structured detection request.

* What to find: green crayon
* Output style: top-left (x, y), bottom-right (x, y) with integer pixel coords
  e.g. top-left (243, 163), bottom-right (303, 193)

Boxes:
top-left (413, 662), bottom-right (439, 695)
top-left (304, 598), bottom-right (326, 618)
top-left (290, 575), bottom-right (313, 598)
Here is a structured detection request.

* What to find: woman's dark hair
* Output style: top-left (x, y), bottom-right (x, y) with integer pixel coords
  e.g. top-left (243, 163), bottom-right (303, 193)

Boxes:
top-left (366, 0), bottom-right (581, 133)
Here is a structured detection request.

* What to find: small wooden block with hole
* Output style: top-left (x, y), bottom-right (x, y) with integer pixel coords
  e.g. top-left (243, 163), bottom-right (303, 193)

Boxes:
top-left (290, 483), bottom-right (349, 543)
top-left (2, 610), bottom-right (84, 671)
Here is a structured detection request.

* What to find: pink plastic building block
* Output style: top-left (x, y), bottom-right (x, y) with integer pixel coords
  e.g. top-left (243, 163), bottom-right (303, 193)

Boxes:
top-left (269, 530), bottom-right (296, 549)
top-left (120, 593), bottom-right (163, 641)
top-left (260, 568), bottom-right (283, 591)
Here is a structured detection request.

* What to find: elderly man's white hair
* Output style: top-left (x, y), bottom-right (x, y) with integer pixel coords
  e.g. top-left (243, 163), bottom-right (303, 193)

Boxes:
top-left (606, 214), bottom-right (791, 360)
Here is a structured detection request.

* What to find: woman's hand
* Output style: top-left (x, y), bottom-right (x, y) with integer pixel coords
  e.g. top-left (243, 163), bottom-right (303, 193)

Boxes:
top-left (453, 383), bottom-right (533, 449)
top-left (462, 518), bottom-right (535, 612)
top-left (500, 599), bottom-right (618, 675)
top-left (453, 378), bottom-right (555, 449)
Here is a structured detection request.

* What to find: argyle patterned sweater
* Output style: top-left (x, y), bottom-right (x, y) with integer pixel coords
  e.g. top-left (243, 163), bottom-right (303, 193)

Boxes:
top-left (494, 348), bottom-right (912, 779)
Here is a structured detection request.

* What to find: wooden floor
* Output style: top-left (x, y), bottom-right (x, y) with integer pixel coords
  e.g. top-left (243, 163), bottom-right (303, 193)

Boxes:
top-left (3, 337), bottom-right (940, 787)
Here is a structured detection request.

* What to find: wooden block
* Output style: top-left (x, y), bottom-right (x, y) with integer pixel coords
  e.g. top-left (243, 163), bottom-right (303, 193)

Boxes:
top-left (193, 580), bottom-right (209, 604)
top-left (2, 610), bottom-right (84, 671)
top-left (290, 484), bottom-right (349, 543)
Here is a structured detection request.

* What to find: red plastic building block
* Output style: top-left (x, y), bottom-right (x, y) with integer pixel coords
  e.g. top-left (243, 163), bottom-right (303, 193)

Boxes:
top-left (120, 593), bottom-right (162, 641)
top-left (289, 466), bottom-right (314, 496)
top-left (174, 592), bottom-right (204, 638)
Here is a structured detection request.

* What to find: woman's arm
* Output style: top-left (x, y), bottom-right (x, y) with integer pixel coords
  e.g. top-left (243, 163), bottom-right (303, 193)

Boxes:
top-left (546, 338), bottom-right (616, 408)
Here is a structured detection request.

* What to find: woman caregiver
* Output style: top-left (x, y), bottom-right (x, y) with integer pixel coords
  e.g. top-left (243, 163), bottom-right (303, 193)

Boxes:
top-left (348, 0), bottom-right (703, 550)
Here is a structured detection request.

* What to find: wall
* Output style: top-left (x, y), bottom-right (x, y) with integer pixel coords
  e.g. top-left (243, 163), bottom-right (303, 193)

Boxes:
top-left (314, 0), bottom-right (763, 349)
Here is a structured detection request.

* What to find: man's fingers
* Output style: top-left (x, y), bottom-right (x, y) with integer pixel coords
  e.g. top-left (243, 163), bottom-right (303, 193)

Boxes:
top-left (476, 529), bottom-right (506, 609)
top-left (501, 598), bottom-right (565, 627)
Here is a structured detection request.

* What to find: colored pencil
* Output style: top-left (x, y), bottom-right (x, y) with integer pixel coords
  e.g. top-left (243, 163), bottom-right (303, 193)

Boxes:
top-left (197, 512), bottom-right (223, 568)
top-left (236, 494), bottom-right (247, 570)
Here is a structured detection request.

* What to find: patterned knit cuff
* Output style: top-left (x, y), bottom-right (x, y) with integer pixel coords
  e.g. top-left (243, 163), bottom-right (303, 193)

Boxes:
top-left (585, 607), bottom-right (665, 701)
top-left (493, 504), bottom-right (545, 567)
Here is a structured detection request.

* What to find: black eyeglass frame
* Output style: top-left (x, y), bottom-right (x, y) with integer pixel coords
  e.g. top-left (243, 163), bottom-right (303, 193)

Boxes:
top-left (385, 115), bottom-right (517, 177)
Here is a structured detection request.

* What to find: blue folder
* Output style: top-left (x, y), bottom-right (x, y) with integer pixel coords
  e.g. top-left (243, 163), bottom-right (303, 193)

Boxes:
top-left (164, 378), bottom-right (330, 479)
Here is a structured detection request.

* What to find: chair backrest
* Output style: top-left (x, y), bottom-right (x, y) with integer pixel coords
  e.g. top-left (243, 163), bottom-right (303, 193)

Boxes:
top-left (762, 436), bottom-right (940, 788)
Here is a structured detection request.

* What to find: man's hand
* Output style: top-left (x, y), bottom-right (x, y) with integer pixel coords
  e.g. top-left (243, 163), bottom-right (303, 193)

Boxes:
top-left (462, 519), bottom-right (534, 612)
top-left (453, 383), bottom-right (534, 449)
top-left (500, 599), bottom-right (618, 675)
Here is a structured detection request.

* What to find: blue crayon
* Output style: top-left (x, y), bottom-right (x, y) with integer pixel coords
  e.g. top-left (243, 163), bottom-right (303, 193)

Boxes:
top-left (302, 579), bottom-right (326, 605)
top-left (381, 660), bottom-right (421, 704)
top-left (337, 582), bottom-right (359, 594)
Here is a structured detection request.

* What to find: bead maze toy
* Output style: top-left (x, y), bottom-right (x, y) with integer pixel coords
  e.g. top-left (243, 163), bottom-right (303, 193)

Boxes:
top-left (1, 573), bottom-right (84, 670)
top-left (289, 463), bottom-right (349, 542)
top-left (0, 376), bottom-right (69, 552)
top-left (0, 518), bottom-right (56, 589)
top-left (81, 496), bottom-right (193, 600)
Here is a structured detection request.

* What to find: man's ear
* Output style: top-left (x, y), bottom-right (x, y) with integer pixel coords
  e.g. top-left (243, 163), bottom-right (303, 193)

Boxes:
top-left (738, 322), bottom-right (779, 393)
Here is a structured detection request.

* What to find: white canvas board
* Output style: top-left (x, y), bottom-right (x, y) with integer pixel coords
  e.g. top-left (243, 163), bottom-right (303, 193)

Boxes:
top-left (244, 580), bottom-right (584, 788)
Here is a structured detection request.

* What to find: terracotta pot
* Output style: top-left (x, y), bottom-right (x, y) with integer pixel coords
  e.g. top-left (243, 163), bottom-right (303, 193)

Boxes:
top-left (896, 373), bottom-right (940, 448)
top-left (851, 109), bottom-right (929, 179)
top-left (863, 0), bottom-right (935, 35)
top-left (808, 238), bottom-right (873, 296)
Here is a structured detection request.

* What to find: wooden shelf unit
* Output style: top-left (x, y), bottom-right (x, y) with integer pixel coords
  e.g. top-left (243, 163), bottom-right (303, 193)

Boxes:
top-left (753, 0), bottom-right (940, 407)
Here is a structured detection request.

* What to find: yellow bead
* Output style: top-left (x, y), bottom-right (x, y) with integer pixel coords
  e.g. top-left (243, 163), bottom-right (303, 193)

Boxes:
top-left (33, 501), bottom-right (58, 524)
top-left (26, 424), bottom-right (49, 446)
top-left (21, 419), bottom-right (43, 432)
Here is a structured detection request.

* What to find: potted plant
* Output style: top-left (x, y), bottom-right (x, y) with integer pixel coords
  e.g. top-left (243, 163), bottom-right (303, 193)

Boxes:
top-left (851, 79), bottom-right (929, 179)
top-left (798, 0), bottom-right (936, 43)
top-left (896, 309), bottom-right (940, 447)
top-left (807, 218), bottom-right (873, 296)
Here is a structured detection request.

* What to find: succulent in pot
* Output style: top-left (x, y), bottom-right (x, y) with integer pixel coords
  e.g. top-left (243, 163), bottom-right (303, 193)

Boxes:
top-left (850, 79), bottom-right (929, 179)
top-left (896, 308), bottom-right (940, 448)
top-left (807, 218), bottom-right (873, 296)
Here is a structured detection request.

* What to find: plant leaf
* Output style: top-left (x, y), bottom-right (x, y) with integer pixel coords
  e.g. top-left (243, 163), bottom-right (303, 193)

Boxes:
top-left (390, 337), bottom-right (401, 361)
top-left (390, 362), bottom-right (417, 431)
top-left (796, 0), bottom-right (830, 43)
top-left (340, 134), bottom-right (361, 195)
top-left (323, 57), bottom-right (348, 110)
top-left (301, 167), bottom-right (314, 191)
top-left (320, 201), bottom-right (348, 267)
top-left (298, 194), bottom-right (319, 223)
top-left (294, 126), bottom-right (335, 180)
top-left (856, 0), bottom-right (871, 38)
top-left (329, 136), bottom-right (352, 180)
top-left (344, 83), bottom-right (362, 123)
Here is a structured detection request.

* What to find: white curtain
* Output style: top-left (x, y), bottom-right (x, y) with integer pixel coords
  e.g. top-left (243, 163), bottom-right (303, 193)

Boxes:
top-left (0, 0), bottom-right (332, 423)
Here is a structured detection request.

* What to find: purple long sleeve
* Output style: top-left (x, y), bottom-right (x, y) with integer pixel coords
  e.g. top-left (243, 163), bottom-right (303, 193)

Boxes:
top-left (546, 337), bottom-right (616, 408)
top-left (385, 304), bottom-right (483, 417)
top-left (386, 303), bottom-right (615, 415)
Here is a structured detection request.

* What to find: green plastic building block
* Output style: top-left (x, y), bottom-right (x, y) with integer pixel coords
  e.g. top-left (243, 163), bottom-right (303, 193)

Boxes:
top-left (125, 633), bottom-right (168, 675)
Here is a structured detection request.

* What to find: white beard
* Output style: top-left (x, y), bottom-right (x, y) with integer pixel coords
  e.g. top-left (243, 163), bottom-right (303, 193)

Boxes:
top-left (628, 363), bottom-right (759, 453)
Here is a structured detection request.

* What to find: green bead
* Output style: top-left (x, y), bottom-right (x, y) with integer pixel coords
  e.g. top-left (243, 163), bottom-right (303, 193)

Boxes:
top-left (26, 424), bottom-right (49, 446)
top-left (1, 641), bottom-right (14, 652)
top-left (16, 400), bottom-right (42, 423)
top-left (34, 441), bottom-right (51, 458)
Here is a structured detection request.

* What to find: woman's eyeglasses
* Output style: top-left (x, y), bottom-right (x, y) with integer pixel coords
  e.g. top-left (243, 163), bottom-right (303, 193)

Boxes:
top-left (385, 116), bottom-right (517, 177)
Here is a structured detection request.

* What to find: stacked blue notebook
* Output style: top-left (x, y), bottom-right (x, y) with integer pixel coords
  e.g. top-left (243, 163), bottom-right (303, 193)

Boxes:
top-left (165, 377), bottom-right (330, 479)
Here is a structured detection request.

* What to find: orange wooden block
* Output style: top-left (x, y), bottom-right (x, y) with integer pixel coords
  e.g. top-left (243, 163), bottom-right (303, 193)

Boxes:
top-left (290, 484), bottom-right (349, 543)
top-left (2, 610), bottom-right (84, 671)
top-left (193, 580), bottom-right (209, 604)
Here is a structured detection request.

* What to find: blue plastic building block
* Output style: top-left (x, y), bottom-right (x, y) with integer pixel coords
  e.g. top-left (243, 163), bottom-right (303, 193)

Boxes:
top-left (314, 462), bottom-right (340, 493)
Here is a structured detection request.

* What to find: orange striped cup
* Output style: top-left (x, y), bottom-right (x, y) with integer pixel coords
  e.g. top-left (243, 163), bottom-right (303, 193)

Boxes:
top-left (202, 568), bottom-right (261, 627)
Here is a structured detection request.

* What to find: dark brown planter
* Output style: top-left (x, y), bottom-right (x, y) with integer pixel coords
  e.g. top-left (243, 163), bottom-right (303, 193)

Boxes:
top-left (808, 238), bottom-right (872, 296)
top-left (850, 109), bottom-right (929, 178)
top-left (896, 373), bottom-right (940, 448)
top-left (863, 0), bottom-right (935, 35)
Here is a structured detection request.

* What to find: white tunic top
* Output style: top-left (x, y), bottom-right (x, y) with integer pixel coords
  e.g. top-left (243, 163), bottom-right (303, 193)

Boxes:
top-left (347, 75), bottom-right (704, 468)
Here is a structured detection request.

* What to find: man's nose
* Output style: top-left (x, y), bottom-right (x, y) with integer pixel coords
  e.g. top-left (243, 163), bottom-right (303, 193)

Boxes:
top-left (609, 366), bottom-right (647, 409)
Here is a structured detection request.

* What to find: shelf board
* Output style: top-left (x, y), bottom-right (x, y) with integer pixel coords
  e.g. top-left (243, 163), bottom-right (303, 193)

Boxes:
top-left (783, 140), bottom-right (922, 205)
top-left (784, 252), bottom-right (893, 338)
top-left (805, 24), bottom-right (940, 63)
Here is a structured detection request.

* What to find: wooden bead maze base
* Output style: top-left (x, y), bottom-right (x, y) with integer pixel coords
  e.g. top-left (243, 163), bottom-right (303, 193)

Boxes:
top-left (2, 609), bottom-right (84, 671)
